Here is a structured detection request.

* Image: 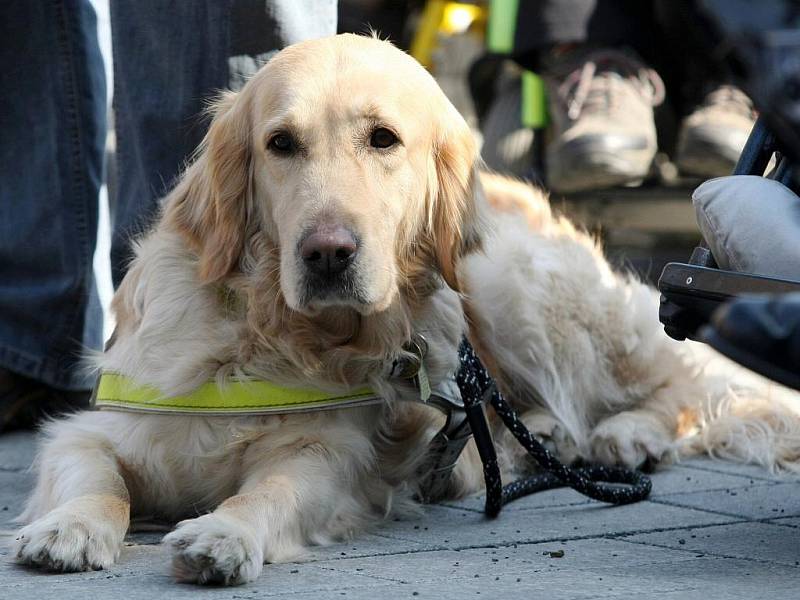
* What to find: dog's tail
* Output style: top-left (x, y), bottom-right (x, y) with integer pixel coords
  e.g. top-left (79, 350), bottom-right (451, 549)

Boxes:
top-left (679, 345), bottom-right (800, 473)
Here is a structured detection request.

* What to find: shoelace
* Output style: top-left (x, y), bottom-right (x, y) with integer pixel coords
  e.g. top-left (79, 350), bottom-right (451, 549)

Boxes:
top-left (557, 49), bottom-right (666, 121)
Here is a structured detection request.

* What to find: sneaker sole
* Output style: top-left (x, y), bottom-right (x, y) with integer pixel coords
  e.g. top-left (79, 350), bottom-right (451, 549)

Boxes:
top-left (548, 152), bottom-right (652, 194)
top-left (676, 146), bottom-right (737, 178)
top-left (676, 132), bottom-right (743, 178)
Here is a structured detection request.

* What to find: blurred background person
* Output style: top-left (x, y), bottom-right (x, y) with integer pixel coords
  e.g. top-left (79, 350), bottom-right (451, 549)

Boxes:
top-left (0, 1), bottom-right (336, 430)
top-left (497, 0), bottom-right (757, 192)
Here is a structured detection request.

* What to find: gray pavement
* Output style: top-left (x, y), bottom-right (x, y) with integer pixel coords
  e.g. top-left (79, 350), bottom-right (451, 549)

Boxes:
top-left (2, 430), bottom-right (799, 599)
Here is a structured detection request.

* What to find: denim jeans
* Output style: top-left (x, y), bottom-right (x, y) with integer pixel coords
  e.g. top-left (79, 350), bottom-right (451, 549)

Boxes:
top-left (0, 0), bottom-right (337, 391)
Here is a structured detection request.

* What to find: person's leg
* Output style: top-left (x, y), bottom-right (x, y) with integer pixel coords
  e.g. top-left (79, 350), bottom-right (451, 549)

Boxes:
top-left (0, 2), bottom-right (105, 397)
top-left (653, 2), bottom-right (756, 178)
top-left (109, 0), bottom-right (337, 288)
top-left (513, 0), bottom-right (659, 70)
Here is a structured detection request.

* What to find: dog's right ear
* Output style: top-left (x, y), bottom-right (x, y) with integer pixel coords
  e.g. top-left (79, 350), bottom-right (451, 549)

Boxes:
top-left (164, 91), bottom-right (253, 283)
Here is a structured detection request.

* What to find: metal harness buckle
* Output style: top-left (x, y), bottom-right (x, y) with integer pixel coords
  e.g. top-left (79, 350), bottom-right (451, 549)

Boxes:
top-left (415, 376), bottom-right (475, 503)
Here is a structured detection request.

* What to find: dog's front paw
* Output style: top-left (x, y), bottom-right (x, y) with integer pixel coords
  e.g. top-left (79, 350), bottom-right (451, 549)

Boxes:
top-left (13, 510), bottom-right (121, 572)
top-left (590, 411), bottom-right (675, 469)
top-left (508, 411), bottom-right (581, 471)
top-left (164, 514), bottom-right (263, 585)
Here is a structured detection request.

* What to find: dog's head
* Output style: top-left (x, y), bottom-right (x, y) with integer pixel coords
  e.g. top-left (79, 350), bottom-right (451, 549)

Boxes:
top-left (166, 34), bottom-right (482, 317)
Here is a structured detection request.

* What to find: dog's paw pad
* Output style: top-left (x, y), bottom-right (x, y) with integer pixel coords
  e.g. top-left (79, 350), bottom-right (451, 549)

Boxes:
top-left (590, 412), bottom-right (675, 469)
top-left (511, 412), bottom-right (580, 468)
top-left (164, 515), bottom-right (262, 585)
top-left (13, 512), bottom-right (119, 572)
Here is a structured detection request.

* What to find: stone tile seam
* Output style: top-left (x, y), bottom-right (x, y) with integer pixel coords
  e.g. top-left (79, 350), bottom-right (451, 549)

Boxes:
top-left (432, 498), bottom-right (740, 519)
top-left (322, 519), bottom-right (753, 562)
top-left (678, 462), bottom-right (788, 483)
top-left (615, 536), bottom-right (800, 569)
top-left (648, 496), bottom-right (795, 521)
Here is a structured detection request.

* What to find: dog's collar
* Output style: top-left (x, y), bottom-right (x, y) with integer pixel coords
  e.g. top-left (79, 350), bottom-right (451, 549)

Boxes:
top-left (91, 335), bottom-right (433, 416)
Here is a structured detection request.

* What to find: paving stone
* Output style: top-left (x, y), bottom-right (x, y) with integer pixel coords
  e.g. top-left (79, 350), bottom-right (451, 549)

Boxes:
top-left (267, 558), bottom-right (800, 600)
top-left (0, 430), bottom-right (38, 471)
top-left (769, 516), bottom-right (800, 529)
top-left (0, 470), bottom-right (34, 530)
top-left (373, 501), bottom-right (734, 549)
top-left (444, 461), bottom-right (768, 514)
top-left (3, 430), bottom-right (800, 599)
top-left (622, 521), bottom-right (800, 566)
top-left (442, 486), bottom-right (593, 513)
top-left (647, 463), bottom-right (774, 497)
top-left (0, 551), bottom-right (391, 599)
top-left (301, 533), bottom-right (428, 561)
top-left (583, 556), bottom-right (800, 599)
top-left (652, 481), bottom-right (800, 519)
top-left (313, 537), bottom-right (698, 584)
top-left (680, 457), bottom-right (796, 482)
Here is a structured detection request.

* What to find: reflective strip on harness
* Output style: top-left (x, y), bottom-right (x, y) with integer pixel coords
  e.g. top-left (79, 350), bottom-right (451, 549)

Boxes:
top-left (93, 372), bottom-right (380, 415)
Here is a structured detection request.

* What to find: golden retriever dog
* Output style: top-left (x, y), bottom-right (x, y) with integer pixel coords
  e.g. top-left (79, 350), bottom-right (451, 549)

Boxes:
top-left (12, 34), bottom-right (800, 585)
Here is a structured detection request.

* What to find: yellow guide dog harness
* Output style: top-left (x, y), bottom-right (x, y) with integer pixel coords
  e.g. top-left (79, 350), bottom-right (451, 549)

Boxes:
top-left (91, 335), bottom-right (434, 416)
top-left (91, 335), bottom-right (652, 514)
top-left (93, 373), bottom-right (383, 415)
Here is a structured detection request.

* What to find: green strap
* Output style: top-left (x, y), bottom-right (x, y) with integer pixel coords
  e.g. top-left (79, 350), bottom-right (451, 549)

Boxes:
top-left (521, 71), bottom-right (548, 128)
top-left (487, 0), bottom-right (519, 54)
top-left (93, 372), bottom-right (379, 415)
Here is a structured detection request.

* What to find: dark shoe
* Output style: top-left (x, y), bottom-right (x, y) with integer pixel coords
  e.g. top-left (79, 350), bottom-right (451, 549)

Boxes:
top-left (544, 47), bottom-right (665, 193)
top-left (676, 85), bottom-right (756, 178)
top-left (0, 369), bottom-right (90, 431)
top-left (702, 293), bottom-right (800, 390)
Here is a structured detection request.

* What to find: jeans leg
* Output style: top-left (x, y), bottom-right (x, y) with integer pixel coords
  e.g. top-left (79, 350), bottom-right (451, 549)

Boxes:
top-left (109, 0), bottom-right (337, 288)
top-left (0, 0), bottom-right (106, 391)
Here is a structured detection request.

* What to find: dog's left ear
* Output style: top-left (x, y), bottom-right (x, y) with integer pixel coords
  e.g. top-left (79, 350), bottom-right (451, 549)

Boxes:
top-left (427, 105), bottom-right (484, 293)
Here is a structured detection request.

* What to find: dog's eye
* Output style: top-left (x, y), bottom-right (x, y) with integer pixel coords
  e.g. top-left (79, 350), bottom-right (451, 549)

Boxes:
top-left (370, 127), bottom-right (398, 149)
top-left (268, 132), bottom-right (296, 154)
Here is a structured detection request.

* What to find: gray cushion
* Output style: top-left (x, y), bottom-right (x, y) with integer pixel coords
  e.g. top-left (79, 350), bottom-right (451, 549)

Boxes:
top-left (693, 175), bottom-right (800, 281)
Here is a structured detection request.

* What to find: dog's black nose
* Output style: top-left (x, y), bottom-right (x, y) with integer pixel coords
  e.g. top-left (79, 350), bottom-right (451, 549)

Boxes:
top-left (300, 225), bottom-right (357, 276)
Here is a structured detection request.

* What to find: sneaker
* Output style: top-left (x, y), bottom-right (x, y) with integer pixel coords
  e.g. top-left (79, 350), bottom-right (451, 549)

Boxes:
top-left (0, 368), bottom-right (89, 432)
top-left (676, 85), bottom-right (756, 178)
top-left (544, 48), bottom-right (665, 194)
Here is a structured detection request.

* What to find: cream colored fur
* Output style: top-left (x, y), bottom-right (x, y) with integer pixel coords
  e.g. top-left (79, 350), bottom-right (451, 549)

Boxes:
top-left (12, 34), bottom-right (800, 586)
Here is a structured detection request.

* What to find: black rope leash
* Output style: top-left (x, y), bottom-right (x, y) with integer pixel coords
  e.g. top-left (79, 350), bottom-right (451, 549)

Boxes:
top-left (455, 339), bottom-right (652, 518)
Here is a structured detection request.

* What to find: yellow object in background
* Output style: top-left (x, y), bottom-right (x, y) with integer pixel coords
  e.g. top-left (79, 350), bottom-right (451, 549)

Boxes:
top-left (411, 1), bottom-right (486, 69)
